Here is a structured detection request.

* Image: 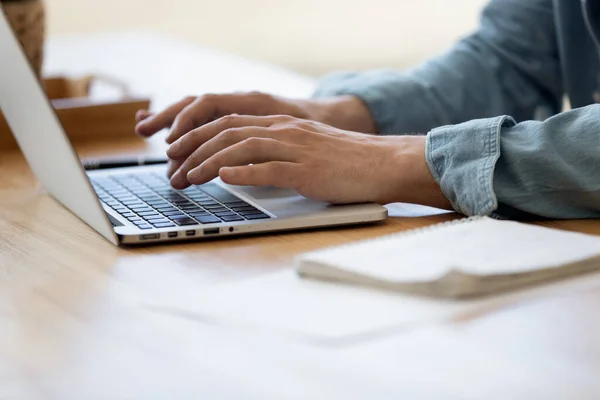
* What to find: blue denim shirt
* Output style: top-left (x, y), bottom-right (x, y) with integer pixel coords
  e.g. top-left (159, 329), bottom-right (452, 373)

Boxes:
top-left (313, 0), bottom-right (600, 219)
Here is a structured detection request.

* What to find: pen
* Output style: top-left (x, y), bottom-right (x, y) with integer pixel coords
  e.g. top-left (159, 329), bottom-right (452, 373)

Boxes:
top-left (83, 155), bottom-right (169, 170)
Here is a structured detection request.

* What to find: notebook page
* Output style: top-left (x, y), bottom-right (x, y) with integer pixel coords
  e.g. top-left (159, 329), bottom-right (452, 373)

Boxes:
top-left (297, 218), bottom-right (600, 283)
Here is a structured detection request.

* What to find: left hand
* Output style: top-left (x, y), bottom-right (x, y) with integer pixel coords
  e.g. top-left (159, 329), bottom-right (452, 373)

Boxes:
top-left (166, 114), bottom-right (452, 208)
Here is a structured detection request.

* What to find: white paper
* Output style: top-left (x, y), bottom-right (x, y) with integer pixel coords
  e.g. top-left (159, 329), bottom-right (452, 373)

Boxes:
top-left (142, 269), bottom-right (600, 343)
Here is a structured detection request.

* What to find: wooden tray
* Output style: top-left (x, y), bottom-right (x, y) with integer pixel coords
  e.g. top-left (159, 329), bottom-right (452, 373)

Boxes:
top-left (0, 75), bottom-right (151, 150)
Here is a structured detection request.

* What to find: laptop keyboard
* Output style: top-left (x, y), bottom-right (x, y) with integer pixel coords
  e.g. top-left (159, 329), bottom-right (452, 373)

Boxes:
top-left (90, 172), bottom-right (270, 230)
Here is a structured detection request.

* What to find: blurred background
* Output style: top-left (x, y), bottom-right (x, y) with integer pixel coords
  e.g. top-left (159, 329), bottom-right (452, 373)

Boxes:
top-left (45, 0), bottom-right (488, 77)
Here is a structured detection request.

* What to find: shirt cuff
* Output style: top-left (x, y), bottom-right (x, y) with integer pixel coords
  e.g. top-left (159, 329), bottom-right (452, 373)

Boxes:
top-left (312, 70), bottom-right (449, 135)
top-left (425, 115), bottom-right (516, 216)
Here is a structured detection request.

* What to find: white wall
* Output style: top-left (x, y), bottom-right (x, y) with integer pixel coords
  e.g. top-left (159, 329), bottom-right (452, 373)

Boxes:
top-left (45, 0), bottom-right (487, 76)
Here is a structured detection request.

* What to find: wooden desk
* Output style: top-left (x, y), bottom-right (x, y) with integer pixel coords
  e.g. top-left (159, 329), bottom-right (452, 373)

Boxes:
top-left (1, 34), bottom-right (600, 399)
top-left (2, 139), bottom-right (600, 398)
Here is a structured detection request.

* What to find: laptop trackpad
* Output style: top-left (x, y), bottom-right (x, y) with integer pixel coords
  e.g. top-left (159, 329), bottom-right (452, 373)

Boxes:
top-left (235, 185), bottom-right (300, 201)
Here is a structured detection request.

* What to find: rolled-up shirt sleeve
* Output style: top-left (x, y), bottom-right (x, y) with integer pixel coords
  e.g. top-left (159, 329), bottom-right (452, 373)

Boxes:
top-left (426, 105), bottom-right (600, 219)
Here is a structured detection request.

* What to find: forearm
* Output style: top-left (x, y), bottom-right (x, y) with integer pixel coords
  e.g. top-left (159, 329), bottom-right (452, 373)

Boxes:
top-left (313, 0), bottom-right (561, 134)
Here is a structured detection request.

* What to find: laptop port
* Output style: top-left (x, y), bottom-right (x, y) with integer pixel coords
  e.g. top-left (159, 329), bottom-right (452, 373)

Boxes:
top-left (185, 230), bottom-right (196, 237)
top-left (168, 232), bottom-right (178, 238)
top-left (140, 233), bottom-right (160, 241)
top-left (203, 228), bottom-right (220, 235)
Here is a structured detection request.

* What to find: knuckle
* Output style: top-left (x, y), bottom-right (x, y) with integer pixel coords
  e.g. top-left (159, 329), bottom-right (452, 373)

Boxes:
top-left (183, 95), bottom-right (197, 104)
top-left (243, 136), bottom-right (264, 149)
top-left (270, 126), bottom-right (292, 136)
top-left (248, 91), bottom-right (271, 101)
top-left (218, 114), bottom-right (238, 127)
top-left (198, 93), bottom-right (217, 103)
top-left (273, 114), bottom-right (294, 123)
top-left (217, 127), bottom-right (243, 144)
top-left (293, 120), bottom-right (315, 130)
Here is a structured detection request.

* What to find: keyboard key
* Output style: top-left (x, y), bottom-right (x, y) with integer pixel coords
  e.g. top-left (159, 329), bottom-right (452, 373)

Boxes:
top-left (137, 224), bottom-right (153, 230)
top-left (144, 215), bottom-right (169, 221)
top-left (194, 215), bottom-right (221, 224)
top-left (187, 193), bottom-right (210, 199)
top-left (179, 205), bottom-right (203, 211)
top-left (223, 200), bottom-right (248, 207)
top-left (197, 200), bottom-right (219, 207)
top-left (164, 193), bottom-right (185, 200)
top-left (136, 190), bottom-right (155, 196)
top-left (110, 189), bottom-right (131, 195)
top-left (220, 215), bottom-right (244, 222)
top-left (214, 211), bottom-right (237, 217)
top-left (129, 206), bottom-right (152, 212)
top-left (239, 210), bottom-right (265, 217)
top-left (172, 217), bottom-right (199, 226)
top-left (203, 203), bottom-right (226, 209)
top-left (205, 206), bottom-right (229, 213)
top-left (146, 219), bottom-right (171, 225)
top-left (244, 213), bottom-right (270, 220)
top-left (123, 201), bottom-right (146, 207)
top-left (152, 222), bottom-right (176, 228)
top-left (121, 212), bottom-right (136, 218)
top-left (188, 211), bottom-right (211, 218)
top-left (155, 206), bottom-right (178, 213)
top-left (146, 199), bottom-right (168, 205)
top-left (140, 196), bottom-right (163, 202)
top-left (172, 199), bottom-right (193, 206)
top-left (231, 206), bottom-right (259, 213)
top-left (119, 196), bottom-right (141, 202)
top-left (138, 211), bottom-right (160, 217)
top-left (163, 211), bottom-right (187, 218)
top-left (114, 195), bottom-right (137, 201)
top-left (133, 220), bottom-right (149, 226)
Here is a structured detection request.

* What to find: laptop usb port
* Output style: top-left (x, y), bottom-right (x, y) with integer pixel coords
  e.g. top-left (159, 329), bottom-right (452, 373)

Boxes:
top-left (140, 233), bottom-right (160, 241)
top-left (168, 232), bottom-right (178, 238)
top-left (185, 230), bottom-right (196, 237)
top-left (203, 228), bottom-right (220, 236)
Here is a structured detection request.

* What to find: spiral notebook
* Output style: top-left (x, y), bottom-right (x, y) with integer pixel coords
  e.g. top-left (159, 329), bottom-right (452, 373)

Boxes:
top-left (295, 217), bottom-right (600, 298)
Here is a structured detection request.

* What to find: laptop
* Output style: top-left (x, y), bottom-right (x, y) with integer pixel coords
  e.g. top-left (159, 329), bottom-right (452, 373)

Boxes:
top-left (0, 11), bottom-right (387, 245)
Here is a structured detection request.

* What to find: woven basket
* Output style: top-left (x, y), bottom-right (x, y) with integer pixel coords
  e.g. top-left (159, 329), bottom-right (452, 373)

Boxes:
top-left (2, 0), bottom-right (45, 76)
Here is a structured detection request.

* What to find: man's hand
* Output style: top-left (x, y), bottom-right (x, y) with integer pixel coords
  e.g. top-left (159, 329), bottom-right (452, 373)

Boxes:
top-left (165, 114), bottom-right (452, 209)
top-left (135, 92), bottom-right (377, 142)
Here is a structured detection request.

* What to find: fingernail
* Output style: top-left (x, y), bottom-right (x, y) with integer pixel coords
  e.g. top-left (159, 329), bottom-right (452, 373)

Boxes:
top-left (170, 169), bottom-right (184, 186)
top-left (220, 167), bottom-right (236, 180)
top-left (187, 167), bottom-right (203, 182)
top-left (165, 131), bottom-right (176, 144)
top-left (167, 140), bottom-right (181, 156)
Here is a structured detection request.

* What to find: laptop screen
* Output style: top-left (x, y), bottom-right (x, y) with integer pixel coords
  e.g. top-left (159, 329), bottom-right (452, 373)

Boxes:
top-left (0, 9), bottom-right (117, 244)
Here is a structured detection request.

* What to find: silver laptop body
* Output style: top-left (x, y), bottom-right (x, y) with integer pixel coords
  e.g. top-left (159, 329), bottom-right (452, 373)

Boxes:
top-left (0, 10), bottom-right (387, 245)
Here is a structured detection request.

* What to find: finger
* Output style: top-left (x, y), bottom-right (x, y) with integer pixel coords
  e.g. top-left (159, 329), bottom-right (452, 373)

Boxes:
top-left (166, 96), bottom-right (218, 144)
top-left (135, 110), bottom-right (153, 122)
top-left (170, 125), bottom-right (290, 188)
top-left (165, 92), bottom-right (284, 144)
top-left (219, 162), bottom-right (302, 189)
top-left (135, 97), bottom-right (196, 137)
top-left (180, 138), bottom-right (298, 187)
top-left (167, 114), bottom-right (281, 160)
top-left (166, 159), bottom-right (183, 179)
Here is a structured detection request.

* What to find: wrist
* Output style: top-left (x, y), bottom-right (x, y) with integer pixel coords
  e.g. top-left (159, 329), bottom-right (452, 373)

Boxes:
top-left (377, 135), bottom-right (453, 209)
top-left (309, 95), bottom-right (377, 134)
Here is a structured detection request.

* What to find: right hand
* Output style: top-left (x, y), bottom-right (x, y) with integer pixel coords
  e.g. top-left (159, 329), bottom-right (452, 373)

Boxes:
top-left (135, 92), bottom-right (377, 144)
